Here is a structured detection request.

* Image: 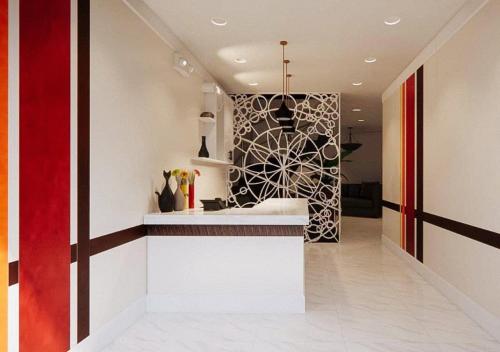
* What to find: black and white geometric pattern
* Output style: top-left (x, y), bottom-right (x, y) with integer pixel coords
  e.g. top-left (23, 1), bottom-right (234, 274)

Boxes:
top-left (228, 93), bottom-right (341, 242)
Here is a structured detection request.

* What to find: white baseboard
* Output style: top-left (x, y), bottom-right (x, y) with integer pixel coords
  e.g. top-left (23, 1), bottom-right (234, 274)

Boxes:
top-left (147, 294), bottom-right (305, 314)
top-left (70, 296), bottom-right (146, 352)
top-left (382, 235), bottom-right (500, 342)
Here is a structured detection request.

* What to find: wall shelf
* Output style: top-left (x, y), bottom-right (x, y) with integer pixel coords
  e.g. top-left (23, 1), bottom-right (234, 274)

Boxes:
top-left (195, 82), bottom-right (234, 167)
top-left (199, 116), bottom-right (216, 124)
top-left (191, 157), bottom-right (232, 167)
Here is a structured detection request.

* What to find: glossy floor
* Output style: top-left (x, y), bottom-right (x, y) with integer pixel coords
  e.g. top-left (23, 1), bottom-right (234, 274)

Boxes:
top-left (102, 217), bottom-right (499, 352)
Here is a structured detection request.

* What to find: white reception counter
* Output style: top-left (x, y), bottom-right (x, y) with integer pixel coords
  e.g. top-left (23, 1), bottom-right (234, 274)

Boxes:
top-left (143, 198), bottom-right (309, 225)
top-left (143, 198), bottom-right (308, 313)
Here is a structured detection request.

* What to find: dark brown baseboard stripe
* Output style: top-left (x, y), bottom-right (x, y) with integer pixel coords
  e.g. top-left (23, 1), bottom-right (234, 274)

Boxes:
top-left (90, 225), bottom-right (147, 256)
top-left (148, 224), bottom-right (304, 237)
top-left (9, 261), bottom-right (18, 286)
top-left (382, 200), bottom-right (400, 212)
top-left (422, 212), bottom-right (500, 250)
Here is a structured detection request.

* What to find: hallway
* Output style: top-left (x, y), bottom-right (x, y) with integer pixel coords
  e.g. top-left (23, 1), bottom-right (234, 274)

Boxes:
top-left (102, 217), bottom-right (498, 352)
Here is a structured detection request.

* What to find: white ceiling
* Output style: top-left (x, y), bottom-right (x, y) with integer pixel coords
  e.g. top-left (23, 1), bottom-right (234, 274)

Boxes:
top-left (144, 0), bottom-right (470, 131)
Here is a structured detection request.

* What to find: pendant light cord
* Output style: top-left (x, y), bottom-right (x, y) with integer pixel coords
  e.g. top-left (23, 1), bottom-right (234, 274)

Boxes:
top-left (282, 44), bottom-right (285, 102)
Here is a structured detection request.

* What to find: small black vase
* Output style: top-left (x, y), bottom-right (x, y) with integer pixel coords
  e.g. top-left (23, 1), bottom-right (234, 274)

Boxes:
top-left (155, 170), bottom-right (175, 212)
top-left (198, 136), bottom-right (209, 158)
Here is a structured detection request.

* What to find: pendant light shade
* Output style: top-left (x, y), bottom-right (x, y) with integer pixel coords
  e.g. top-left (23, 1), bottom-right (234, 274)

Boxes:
top-left (341, 127), bottom-right (362, 151)
top-left (276, 100), bottom-right (293, 121)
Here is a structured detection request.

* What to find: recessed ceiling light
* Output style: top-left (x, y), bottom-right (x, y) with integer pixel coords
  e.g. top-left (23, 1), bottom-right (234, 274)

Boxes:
top-left (384, 16), bottom-right (401, 26)
top-left (357, 119), bottom-right (365, 122)
top-left (352, 82), bottom-right (363, 86)
top-left (248, 82), bottom-right (259, 86)
top-left (352, 108), bottom-right (362, 112)
top-left (234, 58), bottom-right (247, 64)
top-left (364, 57), bottom-right (377, 63)
top-left (210, 17), bottom-right (227, 26)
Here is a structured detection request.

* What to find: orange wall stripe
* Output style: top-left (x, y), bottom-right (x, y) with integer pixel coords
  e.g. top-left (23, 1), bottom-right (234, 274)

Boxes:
top-left (0, 0), bottom-right (8, 349)
top-left (0, 0), bottom-right (8, 350)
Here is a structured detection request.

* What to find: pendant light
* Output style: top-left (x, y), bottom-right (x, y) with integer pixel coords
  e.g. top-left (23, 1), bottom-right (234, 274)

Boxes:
top-left (282, 70), bottom-right (295, 135)
top-left (275, 41), bottom-right (293, 125)
top-left (341, 127), bottom-right (362, 151)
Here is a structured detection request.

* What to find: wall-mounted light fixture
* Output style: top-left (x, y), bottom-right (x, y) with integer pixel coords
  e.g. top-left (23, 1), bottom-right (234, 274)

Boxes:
top-left (173, 52), bottom-right (194, 77)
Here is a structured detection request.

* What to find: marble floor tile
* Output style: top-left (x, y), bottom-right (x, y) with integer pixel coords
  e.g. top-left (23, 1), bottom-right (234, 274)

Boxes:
top-left (253, 341), bottom-right (347, 352)
top-left (437, 341), bottom-right (500, 352)
top-left (102, 217), bottom-right (497, 352)
top-left (344, 340), bottom-right (441, 352)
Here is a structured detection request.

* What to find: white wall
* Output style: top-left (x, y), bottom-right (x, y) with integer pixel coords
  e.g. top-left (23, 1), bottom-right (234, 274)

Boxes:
top-left (88, 0), bottom-right (227, 334)
top-left (421, 0), bottom-right (500, 317)
top-left (382, 0), bottom-right (500, 327)
top-left (342, 130), bottom-right (382, 184)
top-left (382, 92), bottom-right (401, 204)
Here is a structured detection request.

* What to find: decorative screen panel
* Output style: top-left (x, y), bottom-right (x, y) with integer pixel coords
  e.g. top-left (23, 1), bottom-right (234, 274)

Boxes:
top-left (228, 93), bottom-right (341, 242)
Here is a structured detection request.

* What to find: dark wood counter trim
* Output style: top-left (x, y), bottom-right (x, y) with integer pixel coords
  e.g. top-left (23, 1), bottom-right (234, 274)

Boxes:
top-left (148, 224), bottom-right (304, 237)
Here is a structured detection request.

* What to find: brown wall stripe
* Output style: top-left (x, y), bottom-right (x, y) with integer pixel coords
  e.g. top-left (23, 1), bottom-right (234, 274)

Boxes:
top-left (9, 261), bottom-right (18, 286)
top-left (9, 228), bottom-right (144, 287)
top-left (90, 225), bottom-right (147, 256)
top-left (71, 243), bottom-right (78, 263)
top-left (383, 200), bottom-right (500, 250)
top-left (422, 212), bottom-right (500, 250)
top-left (416, 65), bottom-right (424, 262)
top-left (77, 0), bottom-right (90, 342)
top-left (382, 200), bottom-right (400, 212)
top-left (148, 225), bottom-right (304, 237)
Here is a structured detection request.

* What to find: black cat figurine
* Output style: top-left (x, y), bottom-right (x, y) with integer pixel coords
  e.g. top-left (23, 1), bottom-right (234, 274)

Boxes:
top-left (155, 170), bottom-right (175, 212)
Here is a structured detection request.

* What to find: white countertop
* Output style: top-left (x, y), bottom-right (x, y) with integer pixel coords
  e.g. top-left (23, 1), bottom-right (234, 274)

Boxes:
top-left (143, 198), bottom-right (309, 225)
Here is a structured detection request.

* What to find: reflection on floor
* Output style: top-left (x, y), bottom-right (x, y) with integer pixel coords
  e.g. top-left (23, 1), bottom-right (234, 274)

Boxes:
top-left (102, 217), bottom-right (499, 352)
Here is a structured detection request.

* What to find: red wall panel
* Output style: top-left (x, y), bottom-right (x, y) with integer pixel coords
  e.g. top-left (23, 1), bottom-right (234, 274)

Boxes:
top-left (405, 74), bottom-right (416, 256)
top-left (19, 0), bottom-right (70, 350)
